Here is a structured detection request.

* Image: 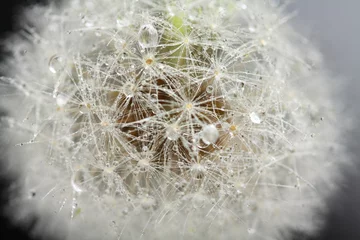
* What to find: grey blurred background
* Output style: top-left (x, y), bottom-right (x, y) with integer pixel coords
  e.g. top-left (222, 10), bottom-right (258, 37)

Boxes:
top-left (0, 0), bottom-right (359, 239)
top-left (289, 0), bottom-right (360, 239)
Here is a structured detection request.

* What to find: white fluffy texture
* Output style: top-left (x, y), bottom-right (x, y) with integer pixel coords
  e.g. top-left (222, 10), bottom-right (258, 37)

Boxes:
top-left (0, 0), bottom-right (344, 239)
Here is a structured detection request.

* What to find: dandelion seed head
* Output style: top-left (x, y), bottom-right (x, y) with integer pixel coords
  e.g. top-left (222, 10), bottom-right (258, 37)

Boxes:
top-left (0, 0), bottom-right (347, 239)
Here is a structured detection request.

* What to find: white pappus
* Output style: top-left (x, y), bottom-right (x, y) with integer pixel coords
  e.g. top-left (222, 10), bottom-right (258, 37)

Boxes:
top-left (0, 0), bottom-right (347, 240)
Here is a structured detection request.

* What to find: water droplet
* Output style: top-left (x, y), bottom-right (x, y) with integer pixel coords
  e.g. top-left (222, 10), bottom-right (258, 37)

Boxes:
top-left (71, 170), bottom-right (85, 193)
top-left (206, 85), bottom-right (214, 94)
top-left (79, 103), bottom-right (91, 114)
top-left (190, 163), bottom-right (206, 179)
top-left (166, 125), bottom-right (180, 141)
top-left (115, 39), bottom-right (127, 52)
top-left (200, 124), bottom-right (219, 145)
top-left (116, 18), bottom-right (130, 29)
top-left (84, 20), bottom-right (94, 28)
top-left (122, 208), bottom-right (129, 215)
top-left (48, 55), bottom-right (64, 74)
top-left (247, 228), bottom-right (256, 234)
top-left (56, 94), bottom-right (69, 107)
top-left (81, 132), bottom-right (88, 139)
top-left (150, 93), bottom-right (157, 102)
top-left (141, 196), bottom-right (156, 210)
top-left (248, 27), bottom-right (256, 33)
top-left (192, 193), bottom-right (206, 209)
top-left (250, 112), bottom-right (261, 124)
top-left (138, 24), bottom-right (158, 48)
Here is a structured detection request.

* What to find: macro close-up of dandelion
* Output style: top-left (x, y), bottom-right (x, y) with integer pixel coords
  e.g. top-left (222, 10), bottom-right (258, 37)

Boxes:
top-left (0, 0), bottom-right (357, 240)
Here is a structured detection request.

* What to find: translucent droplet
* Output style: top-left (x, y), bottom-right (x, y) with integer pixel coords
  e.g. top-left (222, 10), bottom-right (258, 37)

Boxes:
top-left (190, 163), bottom-right (206, 179)
top-left (192, 193), bottom-right (206, 209)
top-left (115, 39), bottom-right (127, 51)
top-left (71, 170), bottom-right (85, 193)
top-left (52, 81), bottom-right (60, 98)
top-left (81, 132), bottom-right (88, 139)
top-left (201, 124), bottom-right (219, 145)
top-left (116, 18), bottom-right (130, 29)
top-left (79, 103), bottom-right (91, 114)
top-left (141, 196), bottom-right (156, 210)
top-left (250, 112), bottom-right (261, 124)
top-left (150, 93), bottom-right (158, 102)
top-left (84, 21), bottom-right (94, 28)
top-left (122, 208), bottom-right (129, 215)
top-left (166, 125), bottom-right (180, 141)
top-left (206, 85), bottom-right (214, 94)
top-left (48, 55), bottom-right (64, 74)
top-left (248, 27), bottom-right (256, 33)
top-left (56, 94), bottom-right (69, 107)
top-left (247, 228), bottom-right (256, 234)
top-left (138, 24), bottom-right (158, 48)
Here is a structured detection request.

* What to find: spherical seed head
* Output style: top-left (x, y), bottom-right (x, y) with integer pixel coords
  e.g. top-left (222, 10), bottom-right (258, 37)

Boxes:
top-left (0, 0), bottom-right (346, 240)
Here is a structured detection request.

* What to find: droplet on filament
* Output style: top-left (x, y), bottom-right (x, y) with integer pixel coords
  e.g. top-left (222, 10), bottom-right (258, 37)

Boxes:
top-left (48, 55), bottom-right (64, 74)
top-left (200, 124), bottom-right (219, 145)
top-left (138, 24), bottom-right (158, 48)
top-left (250, 112), bottom-right (261, 124)
top-left (71, 170), bottom-right (85, 193)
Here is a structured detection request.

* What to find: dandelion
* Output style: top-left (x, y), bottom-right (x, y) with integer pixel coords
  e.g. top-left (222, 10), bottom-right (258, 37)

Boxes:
top-left (0, 0), bottom-right (346, 239)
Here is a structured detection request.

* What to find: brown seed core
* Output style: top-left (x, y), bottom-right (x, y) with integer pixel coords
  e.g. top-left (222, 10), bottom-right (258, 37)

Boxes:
top-left (145, 58), bottom-right (153, 65)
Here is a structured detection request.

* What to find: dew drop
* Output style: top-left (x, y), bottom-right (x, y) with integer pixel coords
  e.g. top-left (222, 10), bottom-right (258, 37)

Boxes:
top-left (138, 24), bottom-right (158, 48)
top-left (71, 170), bottom-right (85, 193)
top-left (248, 27), bottom-right (256, 33)
top-left (201, 124), bottom-right (219, 145)
top-left (81, 132), bottom-right (88, 139)
top-left (247, 228), bottom-right (256, 234)
top-left (115, 39), bottom-right (127, 52)
top-left (79, 103), bottom-right (91, 114)
top-left (192, 193), bottom-right (206, 209)
top-left (116, 18), bottom-right (130, 29)
top-left (250, 112), bottom-right (261, 124)
top-left (141, 196), bottom-right (156, 210)
top-left (48, 55), bottom-right (64, 74)
top-left (166, 125), bottom-right (180, 141)
top-left (206, 85), bottom-right (214, 94)
top-left (56, 94), bottom-right (69, 107)
top-left (122, 208), bottom-right (129, 215)
top-left (150, 93), bottom-right (158, 102)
